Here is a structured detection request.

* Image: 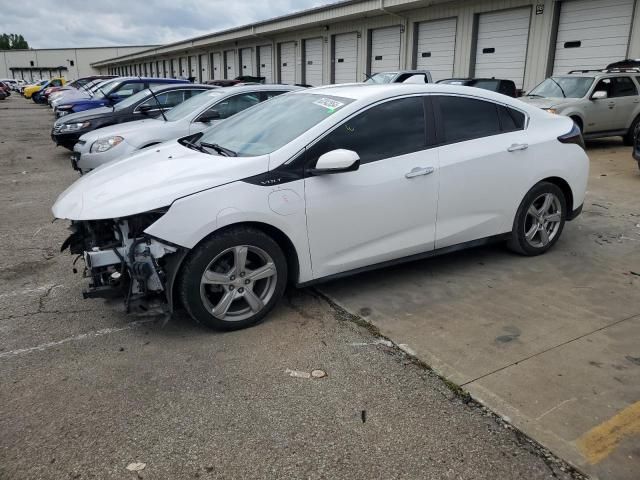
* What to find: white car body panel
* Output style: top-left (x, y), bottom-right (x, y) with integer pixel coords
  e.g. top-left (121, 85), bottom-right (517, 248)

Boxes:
top-left (53, 83), bottom-right (589, 287)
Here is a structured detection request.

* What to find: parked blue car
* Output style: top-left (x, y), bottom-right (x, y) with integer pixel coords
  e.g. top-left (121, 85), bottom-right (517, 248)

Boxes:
top-left (54, 77), bottom-right (189, 118)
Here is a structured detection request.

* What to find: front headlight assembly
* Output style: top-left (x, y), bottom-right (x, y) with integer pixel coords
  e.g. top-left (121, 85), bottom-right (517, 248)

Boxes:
top-left (60, 121), bottom-right (91, 132)
top-left (544, 108), bottom-right (558, 115)
top-left (91, 136), bottom-right (124, 153)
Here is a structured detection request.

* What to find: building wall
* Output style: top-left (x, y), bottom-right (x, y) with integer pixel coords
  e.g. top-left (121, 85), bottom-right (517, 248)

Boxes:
top-left (97, 0), bottom-right (640, 91)
top-left (0, 46), bottom-right (155, 81)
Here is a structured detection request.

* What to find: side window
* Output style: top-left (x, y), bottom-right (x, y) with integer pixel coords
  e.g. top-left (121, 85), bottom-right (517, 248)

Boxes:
top-left (211, 93), bottom-right (261, 119)
top-left (307, 97), bottom-right (427, 166)
top-left (611, 77), bottom-right (638, 97)
top-left (436, 96), bottom-right (501, 144)
top-left (138, 90), bottom-right (185, 110)
top-left (593, 78), bottom-right (613, 96)
top-left (184, 88), bottom-right (205, 99)
top-left (498, 106), bottom-right (526, 132)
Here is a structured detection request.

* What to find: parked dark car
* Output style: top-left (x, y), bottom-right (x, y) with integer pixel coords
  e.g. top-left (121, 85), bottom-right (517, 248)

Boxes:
top-left (41, 75), bottom-right (117, 104)
top-left (436, 78), bottom-right (517, 97)
top-left (606, 59), bottom-right (640, 70)
top-left (51, 83), bottom-right (215, 150)
top-left (54, 77), bottom-right (189, 118)
top-left (206, 75), bottom-right (266, 87)
top-left (0, 81), bottom-right (11, 98)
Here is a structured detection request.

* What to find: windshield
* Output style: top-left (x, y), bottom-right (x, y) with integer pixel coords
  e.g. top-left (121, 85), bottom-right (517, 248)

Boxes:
top-left (364, 72), bottom-right (398, 84)
top-left (528, 76), bottom-right (594, 98)
top-left (197, 93), bottom-right (354, 156)
top-left (113, 88), bottom-right (153, 111)
top-left (91, 79), bottom-right (121, 99)
top-left (165, 90), bottom-right (224, 121)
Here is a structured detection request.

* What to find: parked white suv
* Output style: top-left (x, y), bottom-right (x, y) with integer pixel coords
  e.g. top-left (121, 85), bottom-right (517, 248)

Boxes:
top-left (521, 69), bottom-right (640, 144)
top-left (52, 84), bottom-right (589, 331)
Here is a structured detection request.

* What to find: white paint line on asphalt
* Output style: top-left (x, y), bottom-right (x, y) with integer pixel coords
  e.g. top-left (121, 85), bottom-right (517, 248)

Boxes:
top-left (0, 319), bottom-right (157, 359)
top-left (0, 284), bottom-right (62, 300)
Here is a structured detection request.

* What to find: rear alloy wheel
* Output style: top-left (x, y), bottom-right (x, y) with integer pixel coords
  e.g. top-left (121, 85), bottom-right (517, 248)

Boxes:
top-left (508, 182), bottom-right (566, 256)
top-left (178, 227), bottom-right (287, 331)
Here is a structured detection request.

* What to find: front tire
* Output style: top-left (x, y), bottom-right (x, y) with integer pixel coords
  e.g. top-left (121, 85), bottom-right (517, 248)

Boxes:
top-left (623, 115), bottom-right (640, 146)
top-left (178, 226), bottom-right (288, 331)
top-left (508, 182), bottom-right (566, 256)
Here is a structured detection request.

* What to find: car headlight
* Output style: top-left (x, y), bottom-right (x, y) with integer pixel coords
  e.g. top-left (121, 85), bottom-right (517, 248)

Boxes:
top-left (544, 108), bottom-right (558, 115)
top-left (91, 136), bottom-right (124, 153)
top-left (60, 121), bottom-right (91, 132)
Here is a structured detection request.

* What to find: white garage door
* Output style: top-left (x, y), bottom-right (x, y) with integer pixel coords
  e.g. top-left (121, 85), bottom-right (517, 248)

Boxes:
top-left (224, 50), bottom-right (237, 79)
top-left (240, 48), bottom-right (253, 76)
top-left (416, 18), bottom-right (457, 82)
top-left (211, 52), bottom-right (222, 80)
top-left (553, 0), bottom-right (635, 74)
top-left (258, 45), bottom-right (273, 83)
top-left (189, 55), bottom-right (198, 79)
top-left (370, 26), bottom-right (401, 74)
top-left (199, 54), bottom-right (209, 82)
top-left (180, 57), bottom-right (189, 77)
top-left (474, 8), bottom-right (531, 89)
top-left (304, 38), bottom-right (324, 86)
top-left (333, 32), bottom-right (358, 83)
top-left (279, 42), bottom-right (296, 84)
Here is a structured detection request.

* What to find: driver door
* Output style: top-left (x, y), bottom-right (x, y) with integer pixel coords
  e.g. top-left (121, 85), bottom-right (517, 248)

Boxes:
top-left (584, 78), bottom-right (617, 133)
top-left (304, 96), bottom-right (439, 279)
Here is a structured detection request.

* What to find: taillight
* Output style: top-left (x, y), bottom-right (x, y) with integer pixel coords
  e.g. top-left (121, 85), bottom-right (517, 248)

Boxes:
top-left (558, 123), bottom-right (585, 150)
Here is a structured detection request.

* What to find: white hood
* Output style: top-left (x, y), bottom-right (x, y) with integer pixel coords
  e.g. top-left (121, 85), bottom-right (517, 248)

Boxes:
top-left (52, 141), bottom-right (269, 220)
top-left (79, 118), bottom-right (163, 145)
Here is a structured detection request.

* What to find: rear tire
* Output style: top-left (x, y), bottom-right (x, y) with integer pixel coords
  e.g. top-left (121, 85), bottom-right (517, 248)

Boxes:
top-left (178, 226), bottom-right (287, 331)
top-left (508, 182), bottom-right (567, 256)
top-left (623, 115), bottom-right (640, 146)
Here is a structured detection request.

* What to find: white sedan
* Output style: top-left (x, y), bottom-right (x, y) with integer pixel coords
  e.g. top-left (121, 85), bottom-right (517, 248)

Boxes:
top-left (72, 85), bottom-right (300, 173)
top-left (52, 83), bottom-right (589, 331)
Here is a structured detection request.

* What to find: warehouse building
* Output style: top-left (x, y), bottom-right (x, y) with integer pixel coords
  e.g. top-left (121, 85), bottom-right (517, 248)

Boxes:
top-left (0, 46), bottom-right (157, 81)
top-left (92, 0), bottom-right (640, 92)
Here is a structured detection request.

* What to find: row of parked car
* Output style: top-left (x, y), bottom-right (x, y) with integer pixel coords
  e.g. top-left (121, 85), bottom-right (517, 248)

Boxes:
top-left (7, 63), bottom-right (635, 332)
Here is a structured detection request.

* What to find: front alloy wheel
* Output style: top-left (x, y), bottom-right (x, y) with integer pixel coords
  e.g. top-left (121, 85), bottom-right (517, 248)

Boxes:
top-left (509, 182), bottom-right (566, 256)
top-left (179, 227), bottom-right (288, 330)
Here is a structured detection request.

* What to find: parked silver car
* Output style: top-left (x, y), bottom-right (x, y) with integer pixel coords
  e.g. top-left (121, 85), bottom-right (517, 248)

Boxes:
top-left (72, 85), bottom-right (301, 173)
top-left (520, 69), bottom-right (640, 144)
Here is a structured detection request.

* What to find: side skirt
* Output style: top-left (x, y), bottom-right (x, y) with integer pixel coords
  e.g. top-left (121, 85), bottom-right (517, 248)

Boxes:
top-left (297, 233), bottom-right (512, 288)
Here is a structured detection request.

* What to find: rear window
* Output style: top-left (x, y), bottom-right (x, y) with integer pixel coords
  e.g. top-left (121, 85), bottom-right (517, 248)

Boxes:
top-left (498, 106), bottom-right (526, 132)
top-left (437, 96), bottom-right (501, 143)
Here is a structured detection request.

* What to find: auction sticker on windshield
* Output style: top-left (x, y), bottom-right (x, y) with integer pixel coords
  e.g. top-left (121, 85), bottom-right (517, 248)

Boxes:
top-left (313, 98), bottom-right (345, 111)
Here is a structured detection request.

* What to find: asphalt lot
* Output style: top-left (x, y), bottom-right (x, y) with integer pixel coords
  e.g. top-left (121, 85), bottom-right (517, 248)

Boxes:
top-left (0, 95), bottom-right (581, 480)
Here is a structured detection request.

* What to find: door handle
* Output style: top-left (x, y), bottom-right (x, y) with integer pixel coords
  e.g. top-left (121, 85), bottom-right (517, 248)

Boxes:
top-left (507, 143), bottom-right (528, 152)
top-left (405, 166), bottom-right (435, 178)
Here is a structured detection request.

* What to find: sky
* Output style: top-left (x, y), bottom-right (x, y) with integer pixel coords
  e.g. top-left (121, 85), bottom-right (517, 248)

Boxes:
top-left (0, 0), bottom-right (333, 49)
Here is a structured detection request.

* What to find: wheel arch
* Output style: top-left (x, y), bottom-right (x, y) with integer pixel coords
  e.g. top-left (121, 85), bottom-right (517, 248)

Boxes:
top-left (539, 176), bottom-right (574, 214)
top-left (167, 221), bottom-right (301, 312)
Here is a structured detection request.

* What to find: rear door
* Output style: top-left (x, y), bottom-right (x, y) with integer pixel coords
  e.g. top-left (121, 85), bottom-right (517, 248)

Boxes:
top-left (304, 96), bottom-right (439, 278)
top-left (433, 95), bottom-right (530, 248)
top-left (609, 76), bottom-right (640, 131)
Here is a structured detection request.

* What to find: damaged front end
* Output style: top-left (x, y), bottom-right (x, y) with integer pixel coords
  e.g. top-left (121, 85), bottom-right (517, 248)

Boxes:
top-left (61, 209), bottom-right (184, 313)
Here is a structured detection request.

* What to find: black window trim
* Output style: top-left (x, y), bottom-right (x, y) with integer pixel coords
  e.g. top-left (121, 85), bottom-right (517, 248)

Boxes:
top-left (192, 89), bottom-right (265, 123)
top-left (432, 94), bottom-right (528, 147)
top-left (302, 93), bottom-right (436, 172)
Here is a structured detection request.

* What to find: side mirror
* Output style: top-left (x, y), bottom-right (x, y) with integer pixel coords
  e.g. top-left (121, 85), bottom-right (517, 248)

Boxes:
top-left (591, 90), bottom-right (608, 100)
top-left (197, 110), bottom-right (221, 123)
top-left (138, 104), bottom-right (154, 114)
top-left (310, 149), bottom-right (360, 175)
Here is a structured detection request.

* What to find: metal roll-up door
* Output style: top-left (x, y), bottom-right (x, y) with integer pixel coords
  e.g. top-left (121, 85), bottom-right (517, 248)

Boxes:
top-left (258, 45), bottom-right (273, 83)
top-left (370, 26), bottom-right (401, 74)
top-left (240, 48), bottom-right (253, 76)
top-left (552, 0), bottom-right (635, 74)
top-left (304, 38), bottom-right (323, 86)
top-left (474, 8), bottom-right (531, 89)
top-left (211, 52), bottom-right (222, 80)
top-left (224, 50), bottom-right (237, 79)
top-left (415, 18), bottom-right (457, 82)
top-left (180, 57), bottom-right (189, 77)
top-left (279, 42), bottom-right (296, 84)
top-left (333, 32), bottom-right (358, 84)
top-left (199, 54), bottom-right (209, 82)
top-left (188, 55), bottom-right (198, 79)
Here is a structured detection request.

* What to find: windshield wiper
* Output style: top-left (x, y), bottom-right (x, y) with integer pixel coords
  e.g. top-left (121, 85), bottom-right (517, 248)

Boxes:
top-left (548, 78), bottom-right (567, 98)
top-left (200, 142), bottom-right (237, 157)
top-left (526, 93), bottom-right (545, 98)
top-left (182, 139), bottom-right (207, 153)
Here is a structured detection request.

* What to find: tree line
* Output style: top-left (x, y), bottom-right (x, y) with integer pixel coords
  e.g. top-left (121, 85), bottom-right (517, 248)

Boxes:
top-left (0, 34), bottom-right (29, 50)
